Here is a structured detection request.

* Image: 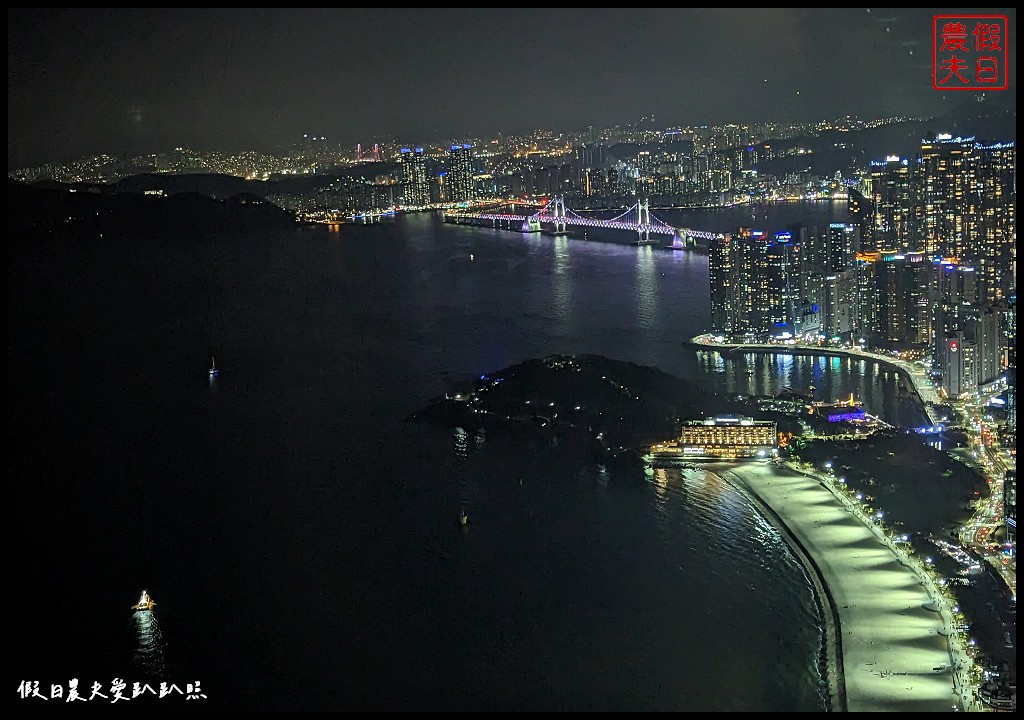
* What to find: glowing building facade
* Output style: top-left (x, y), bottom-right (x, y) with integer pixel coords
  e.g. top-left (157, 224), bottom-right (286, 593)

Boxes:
top-left (649, 416), bottom-right (777, 460)
top-left (399, 147), bottom-right (430, 207)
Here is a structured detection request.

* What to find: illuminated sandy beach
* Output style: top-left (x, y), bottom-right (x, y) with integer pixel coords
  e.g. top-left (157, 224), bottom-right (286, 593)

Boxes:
top-left (708, 461), bottom-right (978, 712)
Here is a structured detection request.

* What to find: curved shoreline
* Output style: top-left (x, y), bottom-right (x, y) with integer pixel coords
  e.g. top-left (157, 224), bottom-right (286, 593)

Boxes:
top-left (705, 460), bottom-right (966, 712)
top-left (713, 465), bottom-right (847, 712)
top-left (686, 335), bottom-right (941, 426)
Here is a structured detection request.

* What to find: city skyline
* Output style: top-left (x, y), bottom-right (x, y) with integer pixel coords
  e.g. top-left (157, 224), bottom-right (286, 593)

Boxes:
top-left (7, 8), bottom-right (1017, 168)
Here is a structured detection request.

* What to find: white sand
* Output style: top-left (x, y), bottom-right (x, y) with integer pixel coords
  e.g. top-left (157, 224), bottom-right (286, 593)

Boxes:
top-left (706, 460), bottom-right (978, 712)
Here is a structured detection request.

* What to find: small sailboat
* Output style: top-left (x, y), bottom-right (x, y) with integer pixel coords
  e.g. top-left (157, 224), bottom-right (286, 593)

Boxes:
top-left (208, 356), bottom-right (218, 378)
top-left (132, 589), bottom-right (156, 612)
top-left (459, 509), bottom-right (470, 529)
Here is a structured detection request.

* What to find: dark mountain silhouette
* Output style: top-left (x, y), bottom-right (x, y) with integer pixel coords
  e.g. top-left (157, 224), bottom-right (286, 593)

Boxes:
top-left (100, 163), bottom-right (402, 198)
top-left (8, 179), bottom-right (307, 242)
top-left (756, 95), bottom-right (1016, 177)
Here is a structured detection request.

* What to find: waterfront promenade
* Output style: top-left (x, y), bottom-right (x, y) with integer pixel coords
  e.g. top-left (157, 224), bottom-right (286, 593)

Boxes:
top-left (711, 460), bottom-right (981, 712)
top-left (689, 335), bottom-right (945, 427)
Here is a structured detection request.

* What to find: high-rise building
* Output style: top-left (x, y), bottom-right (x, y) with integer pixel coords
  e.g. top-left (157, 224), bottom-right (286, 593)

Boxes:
top-left (848, 188), bottom-right (875, 249)
top-left (999, 297), bottom-right (1016, 370)
top-left (920, 134), bottom-right (976, 258)
top-left (399, 147), bottom-right (430, 207)
top-left (709, 232), bottom-right (737, 337)
top-left (967, 307), bottom-right (1002, 387)
top-left (691, 153), bottom-right (710, 193)
top-left (575, 143), bottom-right (607, 197)
top-left (869, 155), bottom-right (922, 251)
top-left (851, 252), bottom-right (880, 348)
top-left (975, 141), bottom-right (1016, 303)
top-left (940, 332), bottom-right (967, 399)
top-left (827, 223), bottom-right (861, 273)
top-left (446, 144), bottom-right (475, 203)
top-left (575, 143), bottom-right (606, 169)
top-left (783, 224), bottom-right (828, 338)
top-left (820, 270), bottom-right (857, 340)
top-left (919, 135), bottom-right (1015, 303)
top-left (1006, 367), bottom-right (1016, 445)
top-left (874, 251), bottom-right (931, 349)
top-left (709, 228), bottom-right (771, 340)
top-left (931, 261), bottom-right (980, 364)
top-left (1004, 469), bottom-right (1016, 554)
top-left (766, 231), bottom-right (802, 335)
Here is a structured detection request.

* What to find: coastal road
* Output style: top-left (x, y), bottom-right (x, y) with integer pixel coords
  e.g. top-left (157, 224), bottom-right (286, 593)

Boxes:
top-left (689, 335), bottom-right (945, 427)
top-left (709, 461), bottom-right (974, 712)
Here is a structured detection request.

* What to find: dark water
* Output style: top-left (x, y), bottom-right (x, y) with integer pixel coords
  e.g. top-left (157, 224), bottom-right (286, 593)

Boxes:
top-left (9, 202), bottom-right (920, 711)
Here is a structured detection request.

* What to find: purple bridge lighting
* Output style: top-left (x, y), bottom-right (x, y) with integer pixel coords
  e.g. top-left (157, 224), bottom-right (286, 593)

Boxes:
top-left (443, 196), bottom-right (724, 247)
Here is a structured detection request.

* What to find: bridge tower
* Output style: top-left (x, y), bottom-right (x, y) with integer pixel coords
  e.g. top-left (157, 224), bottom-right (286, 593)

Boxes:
top-left (636, 197), bottom-right (651, 245)
top-left (671, 229), bottom-right (688, 250)
top-left (551, 196), bottom-right (568, 235)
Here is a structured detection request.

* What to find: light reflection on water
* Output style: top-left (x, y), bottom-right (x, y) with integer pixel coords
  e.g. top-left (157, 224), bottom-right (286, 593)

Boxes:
top-left (131, 610), bottom-right (167, 679)
top-left (694, 350), bottom-right (927, 428)
top-left (12, 200), bottom-right (906, 711)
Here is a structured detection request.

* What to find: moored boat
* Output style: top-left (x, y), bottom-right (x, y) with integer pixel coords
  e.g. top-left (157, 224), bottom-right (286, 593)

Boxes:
top-left (132, 589), bottom-right (156, 611)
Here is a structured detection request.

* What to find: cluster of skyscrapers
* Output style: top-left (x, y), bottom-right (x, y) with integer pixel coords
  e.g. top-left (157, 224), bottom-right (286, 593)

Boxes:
top-left (399, 143), bottom-right (475, 207)
top-left (709, 134), bottom-right (1016, 405)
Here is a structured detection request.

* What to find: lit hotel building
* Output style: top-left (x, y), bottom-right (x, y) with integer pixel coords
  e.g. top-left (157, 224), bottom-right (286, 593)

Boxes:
top-left (648, 416), bottom-right (777, 460)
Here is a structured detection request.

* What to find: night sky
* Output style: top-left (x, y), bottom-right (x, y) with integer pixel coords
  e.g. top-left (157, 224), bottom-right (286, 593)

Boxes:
top-left (7, 8), bottom-right (1017, 167)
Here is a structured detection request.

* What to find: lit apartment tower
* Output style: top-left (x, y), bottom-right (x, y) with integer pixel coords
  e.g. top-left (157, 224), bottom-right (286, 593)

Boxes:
top-left (827, 223), bottom-right (861, 272)
top-left (575, 143), bottom-right (606, 169)
top-left (920, 134), bottom-right (976, 258)
top-left (1007, 368), bottom-right (1017, 446)
top-left (708, 166), bottom-right (733, 192)
top-left (1000, 299), bottom-right (1016, 371)
top-left (766, 231), bottom-right (802, 336)
top-left (399, 147), bottom-right (430, 207)
top-left (1004, 469), bottom-right (1016, 553)
top-left (975, 141), bottom-right (1016, 303)
top-left (636, 150), bottom-right (655, 197)
top-left (709, 228), bottom-right (772, 340)
top-left (851, 252), bottom-right (880, 347)
top-left (940, 332), bottom-right (967, 399)
top-left (785, 224), bottom-right (828, 336)
top-left (738, 229), bottom-right (773, 340)
top-left (741, 145), bottom-right (759, 171)
top-left (446, 143), bottom-right (475, 203)
top-left (933, 260), bottom-right (981, 306)
top-left (788, 224), bottom-right (827, 276)
top-left (869, 156), bottom-right (922, 252)
top-left (848, 188), bottom-right (876, 249)
top-left (967, 307), bottom-right (1002, 387)
top-left (691, 153), bottom-right (710, 193)
top-left (636, 150), bottom-right (654, 179)
top-left (931, 261), bottom-right (980, 364)
top-left (873, 251), bottom-right (931, 349)
top-left (576, 143), bottom-right (606, 197)
top-left (709, 232), bottom-right (737, 336)
top-left (820, 270), bottom-right (856, 340)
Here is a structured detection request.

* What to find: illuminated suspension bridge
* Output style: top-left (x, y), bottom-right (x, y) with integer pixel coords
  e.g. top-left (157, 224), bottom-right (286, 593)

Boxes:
top-left (442, 196), bottom-right (723, 248)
